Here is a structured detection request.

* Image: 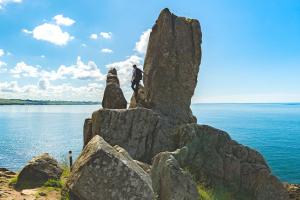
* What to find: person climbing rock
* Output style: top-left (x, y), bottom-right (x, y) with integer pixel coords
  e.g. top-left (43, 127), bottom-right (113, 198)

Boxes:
top-left (131, 64), bottom-right (143, 93)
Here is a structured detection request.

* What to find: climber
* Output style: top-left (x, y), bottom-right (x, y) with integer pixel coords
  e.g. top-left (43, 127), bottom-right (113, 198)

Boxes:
top-left (131, 64), bottom-right (143, 93)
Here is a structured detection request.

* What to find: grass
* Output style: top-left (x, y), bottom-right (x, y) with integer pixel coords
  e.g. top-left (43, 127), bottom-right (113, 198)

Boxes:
top-left (43, 179), bottom-right (62, 188)
top-left (8, 176), bottom-right (18, 187)
top-left (38, 162), bottom-right (71, 199)
top-left (197, 184), bottom-right (234, 200)
top-left (197, 184), bottom-right (253, 200)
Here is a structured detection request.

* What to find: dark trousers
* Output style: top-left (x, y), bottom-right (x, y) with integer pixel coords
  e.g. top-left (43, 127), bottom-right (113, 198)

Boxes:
top-left (131, 80), bottom-right (140, 92)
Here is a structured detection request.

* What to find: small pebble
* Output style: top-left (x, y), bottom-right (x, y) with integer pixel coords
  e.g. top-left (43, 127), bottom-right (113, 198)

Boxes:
top-left (39, 191), bottom-right (47, 196)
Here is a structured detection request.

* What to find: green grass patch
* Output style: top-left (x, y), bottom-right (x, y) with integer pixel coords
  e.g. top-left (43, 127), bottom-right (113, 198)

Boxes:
top-left (43, 179), bottom-right (62, 188)
top-left (8, 176), bottom-right (18, 187)
top-left (197, 184), bottom-right (235, 200)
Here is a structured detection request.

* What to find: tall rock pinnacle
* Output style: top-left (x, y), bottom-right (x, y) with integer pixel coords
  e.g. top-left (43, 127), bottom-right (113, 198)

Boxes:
top-left (102, 68), bottom-right (127, 109)
top-left (143, 8), bottom-right (202, 124)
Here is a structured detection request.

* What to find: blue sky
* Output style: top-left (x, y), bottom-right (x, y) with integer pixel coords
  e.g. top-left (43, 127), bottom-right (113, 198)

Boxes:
top-left (0, 0), bottom-right (299, 102)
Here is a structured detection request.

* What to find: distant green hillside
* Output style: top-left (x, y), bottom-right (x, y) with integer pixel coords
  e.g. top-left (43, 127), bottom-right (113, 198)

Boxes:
top-left (0, 98), bottom-right (100, 105)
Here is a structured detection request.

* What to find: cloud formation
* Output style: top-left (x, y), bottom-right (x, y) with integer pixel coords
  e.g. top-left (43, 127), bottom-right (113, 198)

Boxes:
top-left (57, 56), bottom-right (105, 80)
top-left (31, 23), bottom-right (74, 46)
top-left (0, 60), bottom-right (7, 72)
top-left (2, 28), bottom-right (152, 101)
top-left (53, 14), bottom-right (75, 26)
top-left (22, 15), bottom-right (75, 46)
top-left (135, 29), bottom-right (151, 54)
top-left (9, 57), bottom-right (105, 82)
top-left (0, 80), bottom-right (105, 101)
top-left (100, 32), bottom-right (112, 39)
top-left (0, 0), bottom-right (22, 9)
top-left (101, 48), bottom-right (113, 54)
top-left (10, 62), bottom-right (39, 78)
top-left (0, 49), bottom-right (4, 57)
top-left (90, 32), bottom-right (112, 40)
top-left (90, 33), bottom-right (98, 40)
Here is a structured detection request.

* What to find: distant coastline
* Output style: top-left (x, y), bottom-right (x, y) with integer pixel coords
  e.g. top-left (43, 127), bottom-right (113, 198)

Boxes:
top-left (0, 98), bottom-right (100, 105)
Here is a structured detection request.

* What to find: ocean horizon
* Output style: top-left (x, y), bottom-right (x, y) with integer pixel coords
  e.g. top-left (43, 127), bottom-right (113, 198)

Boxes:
top-left (0, 103), bottom-right (299, 184)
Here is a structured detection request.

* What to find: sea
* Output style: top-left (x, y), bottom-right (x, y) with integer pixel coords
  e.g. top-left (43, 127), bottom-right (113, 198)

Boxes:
top-left (0, 103), bottom-right (299, 184)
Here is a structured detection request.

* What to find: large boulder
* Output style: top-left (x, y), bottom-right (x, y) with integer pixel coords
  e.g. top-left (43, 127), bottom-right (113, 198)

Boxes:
top-left (173, 124), bottom-right (289, 200)
top-left (102, 68), bottom-right (127, 109)
top-left (65, 135), bottom-right (154, 200)
top-left (151, 152), bottom-right (200, 200)
top-left (16, 153), bottom-right (62, 189)
top-left (84, 108), bottom-right (177, 163)
top-left (143, 8), bottom-right (201, 124)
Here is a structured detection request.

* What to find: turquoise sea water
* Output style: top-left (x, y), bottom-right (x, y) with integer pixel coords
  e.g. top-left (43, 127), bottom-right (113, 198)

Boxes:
top-left (0, 104), bottom-right (299, 183)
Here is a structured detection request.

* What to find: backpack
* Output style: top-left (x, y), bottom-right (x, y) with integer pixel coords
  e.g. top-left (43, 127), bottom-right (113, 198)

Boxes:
top-left (135, 68), bottom-right (143, 81)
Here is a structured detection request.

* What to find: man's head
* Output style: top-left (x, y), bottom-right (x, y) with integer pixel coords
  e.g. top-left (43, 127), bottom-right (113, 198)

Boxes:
top-left (133, 64), bottom-right (137, 69)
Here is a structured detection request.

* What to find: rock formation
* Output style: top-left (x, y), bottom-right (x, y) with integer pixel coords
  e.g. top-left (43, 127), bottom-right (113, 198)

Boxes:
top-left (143, 8), bottom-right (201, 124)
top-left (65, 135), bottom-right (154, 200)
top-left (172, 124), bottom-right (289, 199)
top-left (102, 68), bottom-right (127, 109)
top-left (83, 118), bottom-right (92, 147)
top-left (16, 153), bottom-right (62, 189)
top-left (151, 152), bottom-right (199, 200)
top-left (85, 108), bottom-right (177, 163)
top-left (71, 8), bottom-right (290, 200)
top-left (129, 85), bottom-right (146, 108)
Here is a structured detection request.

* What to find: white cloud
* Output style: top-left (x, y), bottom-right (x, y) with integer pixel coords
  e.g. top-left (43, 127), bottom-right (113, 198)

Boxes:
top-left (10, 62), bottom-right (39, 78)
top-left (38, 79), bottom-right (50, 90)
top-left (9, 57), bottom-right (105, 82)
top-left (81, 43), bottom-right (87, 47)
top-left (29, 23), bottom-right (74, 46)
top-left (53, 14), bottom-right (75, 26)
top-left (23, 15), bottom-right (75, 46)
top-left (0, 49), bottom-right (4, 57)
top-left (0, 80), bottom-right (105, 101)
top-left (135, 29), bottom-right (151, 54)
top-left (40, 55), bottom-right (45, 58)
top-left (22, 29), bottom-right (32, 34)
top-left (0, 60), bottom-right (7, 72)
top-left (101, 48), bottom-right (113, 54)
top-left (57, 56), bottom-right (105, 80)
top-left (0, 0), bottom-right (22, 9)
top-left (0, 81), bottom-right (20, 93)
top-left (90, 33), bottom-right (98, 40)
top-left (100, 32), bottom-right (112, 39)
top-left (0, 60), bottom-right (7, 67)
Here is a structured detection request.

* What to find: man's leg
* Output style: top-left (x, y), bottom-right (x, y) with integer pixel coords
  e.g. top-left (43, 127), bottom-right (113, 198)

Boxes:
top-left (135, 81), bottom-right (140, 92)
top-left (131, 81), bottom-right (135, 91)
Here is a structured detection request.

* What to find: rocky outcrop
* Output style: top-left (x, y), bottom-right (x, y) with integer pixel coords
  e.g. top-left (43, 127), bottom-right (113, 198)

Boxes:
top-left (102, 68), bottom-right (127, 109)
top-left (143, 8), bottom-right (201, 124)
top-left (151, 152), bottom-right (199, 200)
top-left (16, 153), bottom-right (62, 189)
top-left (83, 118), bottom-right (92, 147)
top-left (75, 8), bottom-right (290, 200)
top-left (173, 124), bottom-right (289, 200)
top-left (65, 135), bottom-right (154, 200)
top-left (129, 85), bottom-right (146, 108)
top-left (84, 108), bottom-right (177, 163)
top-left (0, 168), bottom-right (15, 179)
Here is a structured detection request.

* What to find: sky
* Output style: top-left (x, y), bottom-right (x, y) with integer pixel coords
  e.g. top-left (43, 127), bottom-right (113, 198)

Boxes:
top-left (0, 0), bottom-right (299, 103)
